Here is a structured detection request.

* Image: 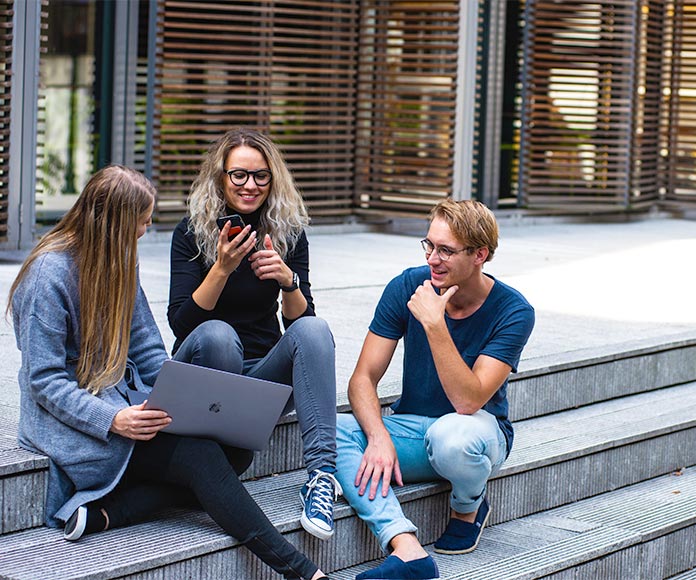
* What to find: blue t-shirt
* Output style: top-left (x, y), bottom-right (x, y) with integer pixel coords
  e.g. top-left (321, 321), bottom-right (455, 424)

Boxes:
top-left (369, 265), bottom-right (535, 454)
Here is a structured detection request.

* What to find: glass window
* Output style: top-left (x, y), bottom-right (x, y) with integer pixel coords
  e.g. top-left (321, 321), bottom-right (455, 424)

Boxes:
top-left (36, 1), bottom-right (103, 222)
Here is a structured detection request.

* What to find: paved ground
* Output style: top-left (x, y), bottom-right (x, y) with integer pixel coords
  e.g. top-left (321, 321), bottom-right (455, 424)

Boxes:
top-left (1, 216), bottom-right (695, 412)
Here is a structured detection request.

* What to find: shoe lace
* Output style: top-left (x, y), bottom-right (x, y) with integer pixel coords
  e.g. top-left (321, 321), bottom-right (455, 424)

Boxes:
top-left (306, 471), bottom-right (343, 519)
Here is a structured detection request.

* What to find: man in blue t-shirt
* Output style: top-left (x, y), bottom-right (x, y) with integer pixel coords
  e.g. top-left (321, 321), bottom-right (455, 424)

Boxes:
top-left (336, 199), bottom-right (535, 580)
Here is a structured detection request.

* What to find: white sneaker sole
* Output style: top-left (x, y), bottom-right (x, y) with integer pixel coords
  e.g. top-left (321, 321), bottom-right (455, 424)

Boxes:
top-left (63, 506), bottom-right (88, 542)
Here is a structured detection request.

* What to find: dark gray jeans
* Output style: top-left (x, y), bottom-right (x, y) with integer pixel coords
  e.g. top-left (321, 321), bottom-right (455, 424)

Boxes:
top-left (99, 434), bottom-right (318, 579)
top-left (173, 317), bottom-right (337, 473)
top-left (94, 317), bottom-right (340, 579)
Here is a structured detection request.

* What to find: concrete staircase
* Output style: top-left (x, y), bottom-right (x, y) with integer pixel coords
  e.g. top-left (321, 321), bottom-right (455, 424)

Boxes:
top-left (1, 333), bottom-right (696, 579)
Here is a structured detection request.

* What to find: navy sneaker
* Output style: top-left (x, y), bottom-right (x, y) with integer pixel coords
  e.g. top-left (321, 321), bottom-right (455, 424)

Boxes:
top-left (434, 497), bottom-right (490, 554)
top-left (299, 469), bottom-right (343, 540)
top-left (63, 506), bottom-right (88, 541)
top-left (356, 555), bottom-right (440, 580)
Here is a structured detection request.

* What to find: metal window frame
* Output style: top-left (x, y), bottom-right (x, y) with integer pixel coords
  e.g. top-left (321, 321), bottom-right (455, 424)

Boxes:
top-left (452, 0), bottom-right (478, 202)
top-left (111, 0), bottom-right (140, 167)
top-left (6, 0), bottom-right (40, 251)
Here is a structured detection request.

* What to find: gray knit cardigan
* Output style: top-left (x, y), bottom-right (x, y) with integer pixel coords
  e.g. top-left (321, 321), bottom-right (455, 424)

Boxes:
top-left (12, 250), bottom-right (168, 526)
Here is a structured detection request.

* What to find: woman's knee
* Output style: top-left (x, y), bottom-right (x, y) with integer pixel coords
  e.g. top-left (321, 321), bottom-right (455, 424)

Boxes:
top-left (287, 316), bottom-right (334, 347)
top-left (180, 320), bottom-right (243, 371)
top-left (286, 317), bottom-right (335, 351)
top-left (195, 320), bottom-right (240, 348)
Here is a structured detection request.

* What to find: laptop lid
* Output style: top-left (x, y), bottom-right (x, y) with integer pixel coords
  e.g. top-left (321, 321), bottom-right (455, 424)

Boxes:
top-left (135, 359), bottom-right (292, 451)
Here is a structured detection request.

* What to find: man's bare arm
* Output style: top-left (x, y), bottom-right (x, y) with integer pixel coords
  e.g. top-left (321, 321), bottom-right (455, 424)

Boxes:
top-left (408, 280), bottom-right (512, 414)
top-left (348, 331), bottom-right (401, 499)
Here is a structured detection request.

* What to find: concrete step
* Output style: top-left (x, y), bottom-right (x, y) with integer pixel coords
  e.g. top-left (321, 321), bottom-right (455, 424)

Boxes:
top-left (669, 568), bottom-right (696, 580)
top-left (2, 336), bottom-right (694, 536)
top-left (257, 334), bottom-right (696, 478)
top-left (363, 333), bottom-right (696, 425)
top-left (328, 380), bottom-right (696, 564)
top-left (490, 333), bottom-right (695, 422)
top-left (1, 381), bottom-right (695, 578)
top-left (0, 405), bottom-right (46, 534)
top-left (333, 466), bottom-right (696, 580)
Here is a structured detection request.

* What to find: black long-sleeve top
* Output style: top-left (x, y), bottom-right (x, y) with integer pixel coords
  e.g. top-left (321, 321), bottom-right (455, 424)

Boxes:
top-left (167, 211), bottom-right (315, 358)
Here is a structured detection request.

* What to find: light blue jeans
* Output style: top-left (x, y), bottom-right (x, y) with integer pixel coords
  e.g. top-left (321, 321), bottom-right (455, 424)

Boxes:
top-left (335, 410), bottom-right (507, 552)
top-left (174, 318), bottom-right (337, 473)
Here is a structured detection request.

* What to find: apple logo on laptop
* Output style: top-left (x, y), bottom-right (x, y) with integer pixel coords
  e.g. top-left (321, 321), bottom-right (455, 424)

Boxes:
top-left (209, 402), bottom-right (222, 413)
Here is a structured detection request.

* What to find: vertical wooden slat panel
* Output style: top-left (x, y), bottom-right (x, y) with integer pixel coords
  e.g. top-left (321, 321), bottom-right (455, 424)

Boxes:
top-left (631, 0), bottom-right (665, 204)
top-left (353, 1), bottom-right (459, 216)
top-left (0, 0), bottom-right (12, 240)
top-left (519, 0), bottom-right (643, 210)
top-left (153, 0), bottom-right (358, 224)
top-left (665, 0), bottom-right (696, 201)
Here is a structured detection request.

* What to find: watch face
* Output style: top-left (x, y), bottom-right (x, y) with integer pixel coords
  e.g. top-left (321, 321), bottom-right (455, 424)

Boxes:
top-left (282, 271), bottom-right (299, 291)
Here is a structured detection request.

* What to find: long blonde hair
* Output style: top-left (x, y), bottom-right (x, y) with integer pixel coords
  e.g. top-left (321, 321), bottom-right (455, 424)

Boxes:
top-left (8, 165), bottom-right (156, 394)
top-left (188, 127), bottom-right (309, 267)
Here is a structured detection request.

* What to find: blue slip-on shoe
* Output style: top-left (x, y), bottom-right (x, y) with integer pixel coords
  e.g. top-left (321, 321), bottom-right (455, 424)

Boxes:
top-left (356, 555), bottom-right (440, 580)
top-left (63, 506), bottom-right (88, 541)
top-left (299, 469), bottom-right (343, 540)
top-left (433, 497), bottom-right (490, 554)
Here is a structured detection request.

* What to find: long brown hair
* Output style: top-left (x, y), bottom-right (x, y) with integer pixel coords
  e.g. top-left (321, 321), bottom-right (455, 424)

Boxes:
top-left (8, 165), bottom-right (156, 394)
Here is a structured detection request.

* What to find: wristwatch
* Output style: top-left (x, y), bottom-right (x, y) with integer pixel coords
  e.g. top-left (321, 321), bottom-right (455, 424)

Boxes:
top-left (280, 271), bottom-right (299, 292)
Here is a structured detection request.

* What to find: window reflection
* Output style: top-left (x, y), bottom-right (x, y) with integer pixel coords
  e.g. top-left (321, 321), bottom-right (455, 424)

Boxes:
top-left (37, 1), bottom-right (99, 221)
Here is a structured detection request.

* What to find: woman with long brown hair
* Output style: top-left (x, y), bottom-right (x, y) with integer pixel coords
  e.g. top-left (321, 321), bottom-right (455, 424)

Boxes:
top-left (9, 165), bottom-right (330, 580)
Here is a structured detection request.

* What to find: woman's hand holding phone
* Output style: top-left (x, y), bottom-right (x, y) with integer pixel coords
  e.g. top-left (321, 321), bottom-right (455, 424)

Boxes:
top-left (191, 218), bottom-right (257, 311)
top-left (216, 214), bottom-right (246, 239)
top-left (216, 220), bottom-right (257, 276)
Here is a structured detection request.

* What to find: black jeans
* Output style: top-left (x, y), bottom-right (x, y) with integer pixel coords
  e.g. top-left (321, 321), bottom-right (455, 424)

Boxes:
top-left (96, 433), bottom-right (318, 580)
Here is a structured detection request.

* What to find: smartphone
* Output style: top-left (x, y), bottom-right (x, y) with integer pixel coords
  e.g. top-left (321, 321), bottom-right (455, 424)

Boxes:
top-left (216, 214), bottom-right (245, 239)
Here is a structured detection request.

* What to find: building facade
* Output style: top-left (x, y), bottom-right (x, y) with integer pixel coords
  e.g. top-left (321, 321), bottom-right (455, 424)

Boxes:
top-left (2, 1), bottom-right (695, 250)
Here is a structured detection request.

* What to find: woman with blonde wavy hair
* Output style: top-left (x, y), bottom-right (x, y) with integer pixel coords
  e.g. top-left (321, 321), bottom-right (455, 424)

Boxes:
top-left (10, 165), bottom-right (331, 580)
top-left (168, 127), bottom-right (341, 541)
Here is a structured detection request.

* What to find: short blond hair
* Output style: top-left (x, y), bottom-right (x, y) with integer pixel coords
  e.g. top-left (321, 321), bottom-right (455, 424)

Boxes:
top-left (429, 199), bottom-right (498, 262)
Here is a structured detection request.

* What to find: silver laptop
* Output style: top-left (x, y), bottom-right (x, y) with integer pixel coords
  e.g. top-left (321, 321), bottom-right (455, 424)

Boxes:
top-left (130, 359), bottom-right (292, 451)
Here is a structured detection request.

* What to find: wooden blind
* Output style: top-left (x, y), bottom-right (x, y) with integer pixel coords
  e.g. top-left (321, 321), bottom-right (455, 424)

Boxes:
top-left (665, 0), bottom-right (696, 201)
top-left (153, 0), bottom-right (359, 224)
top-left (519, 0), bottom-right (661, 211)
top-left (353, 0), bottom-right (459, 216)
top-left (630, 0), bottom-right (665, 205)
top-left (0, 0), bottom-right (11, 241)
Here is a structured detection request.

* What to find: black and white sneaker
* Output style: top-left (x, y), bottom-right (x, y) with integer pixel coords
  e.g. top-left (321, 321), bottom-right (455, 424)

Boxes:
top-left (63, 505), bottom-right (88, 541)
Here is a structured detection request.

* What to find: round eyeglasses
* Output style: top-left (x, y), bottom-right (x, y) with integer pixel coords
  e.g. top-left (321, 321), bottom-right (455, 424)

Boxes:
top-left (420, 239), bottom-right (472, 262)
top-left (225, 168), bottom-right (273, 187)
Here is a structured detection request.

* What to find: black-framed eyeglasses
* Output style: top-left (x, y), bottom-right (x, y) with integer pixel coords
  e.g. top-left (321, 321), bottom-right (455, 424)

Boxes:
top-left (420, 238), bottom-right (472, 262)
top-left (225, 168), bottom-right (273, 187)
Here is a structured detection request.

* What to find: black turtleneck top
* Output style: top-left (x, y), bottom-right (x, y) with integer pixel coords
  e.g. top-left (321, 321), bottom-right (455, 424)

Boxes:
top-left (167, 208), bottom-right (315, 358)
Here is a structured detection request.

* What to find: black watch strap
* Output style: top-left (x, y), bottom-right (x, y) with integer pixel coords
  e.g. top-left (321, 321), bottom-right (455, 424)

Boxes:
top-left (280, 271), bottom-right (299, 292)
